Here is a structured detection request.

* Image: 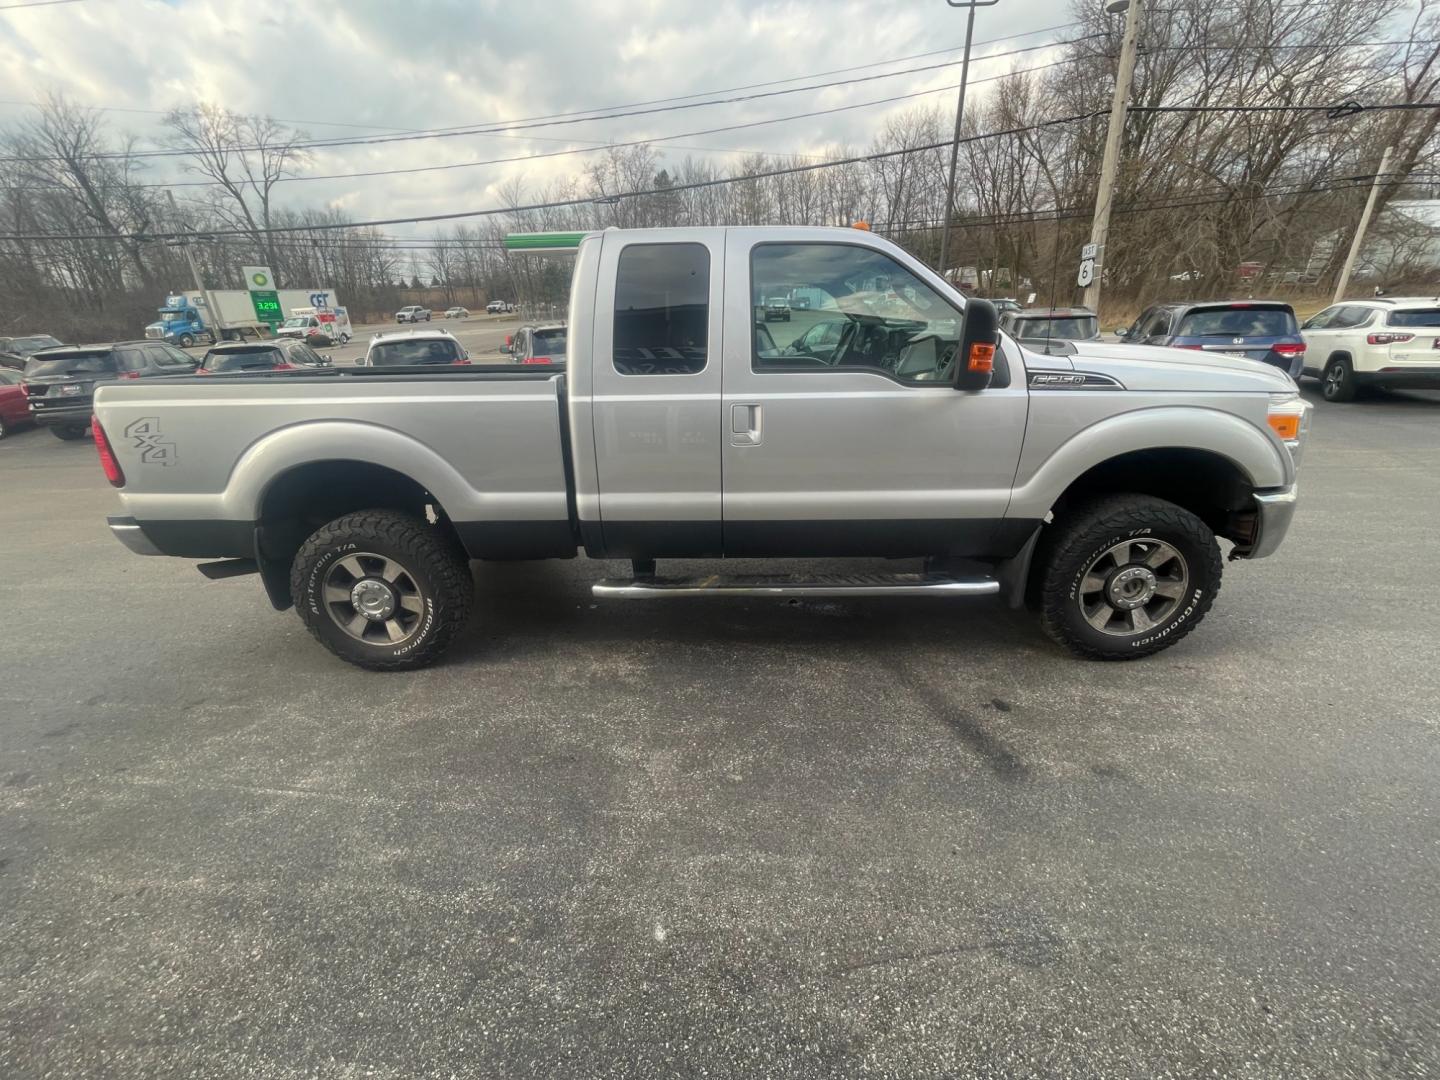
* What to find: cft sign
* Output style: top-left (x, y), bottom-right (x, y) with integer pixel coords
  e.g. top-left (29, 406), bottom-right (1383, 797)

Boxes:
top-left (1077, 243), bottom-right (1098, 288)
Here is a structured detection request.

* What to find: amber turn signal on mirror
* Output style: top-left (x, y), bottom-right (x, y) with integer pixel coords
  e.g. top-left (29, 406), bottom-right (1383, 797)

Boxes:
top-left (967, 342), bottom-right (996, 373)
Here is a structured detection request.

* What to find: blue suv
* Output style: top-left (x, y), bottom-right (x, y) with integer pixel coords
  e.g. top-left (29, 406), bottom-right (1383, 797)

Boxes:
top-left (1117, 301), bottom-right (1306, 377)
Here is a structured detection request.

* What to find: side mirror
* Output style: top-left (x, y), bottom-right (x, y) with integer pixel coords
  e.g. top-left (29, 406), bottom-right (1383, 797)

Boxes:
top-left (954, 298), bottom-right (998, 392)
top-left (1114, 326), bottom-right (1129, 338)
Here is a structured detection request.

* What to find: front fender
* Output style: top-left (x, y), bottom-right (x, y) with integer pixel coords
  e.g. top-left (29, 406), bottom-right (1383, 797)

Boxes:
top-left (1007, 405), bottom-right (1290, 521)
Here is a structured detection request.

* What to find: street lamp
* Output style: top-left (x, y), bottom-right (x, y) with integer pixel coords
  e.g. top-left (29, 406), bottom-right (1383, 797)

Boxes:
top-left (937, 0), bottom-right (1001, 282)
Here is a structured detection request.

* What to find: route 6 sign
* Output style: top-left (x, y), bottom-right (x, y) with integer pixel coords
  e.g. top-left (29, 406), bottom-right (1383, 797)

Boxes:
top-left (1077, 242), bottom-right (1099, 288)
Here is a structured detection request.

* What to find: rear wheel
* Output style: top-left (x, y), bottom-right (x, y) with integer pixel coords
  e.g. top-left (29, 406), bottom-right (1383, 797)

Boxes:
top-left (1323, 356), bottom-right (1357, 402)
top-left (291, 509), bottom-right (473, 670)
top-left (51, 423), bottom-right (89, 441)
top-left (1037, 494), bottom-right (1221, 660)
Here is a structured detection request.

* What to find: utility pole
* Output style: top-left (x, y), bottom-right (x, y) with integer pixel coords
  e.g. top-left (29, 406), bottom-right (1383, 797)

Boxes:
top-left (937, 0), bottom-right (1000, 283)
top-left (1081, 0), bottom-right (1144, 314)
top-left (165, 190), bottom-right (222, 343)
top-left (1333, 145), bottom-right (1395, 304)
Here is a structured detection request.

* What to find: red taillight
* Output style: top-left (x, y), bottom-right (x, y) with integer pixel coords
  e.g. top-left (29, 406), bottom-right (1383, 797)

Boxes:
top-left (1368, 332), bottom-right (1414, 345)
top-left (452, 358), bottom-right (471, 365)
top-left (92, 415), bottom-right (124, 487)
top-left (1272, 342), bottom-right (1306, 356)
top-left (523, 356), bottom-right (554, 365)
top-left (117, 370), bottom-right (140, 380)
top-left (196, 367), bottom-right (213, 375)
top-left (273, 362), bottom-right (296, 370)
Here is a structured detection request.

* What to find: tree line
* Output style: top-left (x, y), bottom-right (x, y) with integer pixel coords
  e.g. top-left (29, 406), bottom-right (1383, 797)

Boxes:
top-left (2, 0), bottom-right (1438, 342)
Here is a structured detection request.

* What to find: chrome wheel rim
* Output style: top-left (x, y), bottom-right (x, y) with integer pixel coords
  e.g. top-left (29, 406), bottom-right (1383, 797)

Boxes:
top-left (1077, 538), bottom-right (1189, 637)
top-left (322, 551), bottom-right (425, 645)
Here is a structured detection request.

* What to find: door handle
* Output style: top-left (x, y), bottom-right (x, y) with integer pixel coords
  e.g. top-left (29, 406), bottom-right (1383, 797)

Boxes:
top-left (731, 403), bottom-right (762, 447)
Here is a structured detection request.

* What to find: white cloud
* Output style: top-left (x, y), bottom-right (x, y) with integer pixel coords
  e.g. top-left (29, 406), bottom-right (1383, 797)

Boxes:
top-left (0, 0), bottom-right (1071, 236)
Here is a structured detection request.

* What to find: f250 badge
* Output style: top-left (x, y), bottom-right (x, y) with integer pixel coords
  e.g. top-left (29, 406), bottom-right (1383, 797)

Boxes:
top-left (123, 417), bottom-right (177, 466)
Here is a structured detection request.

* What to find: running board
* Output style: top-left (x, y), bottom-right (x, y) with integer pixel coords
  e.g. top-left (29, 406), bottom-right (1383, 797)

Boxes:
top-left (592, 572), bottom-right (999, 599)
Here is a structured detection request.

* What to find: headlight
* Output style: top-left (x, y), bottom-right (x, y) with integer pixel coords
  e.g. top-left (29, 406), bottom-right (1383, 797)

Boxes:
top-left (1267, 394), bottom-right (1312, 472)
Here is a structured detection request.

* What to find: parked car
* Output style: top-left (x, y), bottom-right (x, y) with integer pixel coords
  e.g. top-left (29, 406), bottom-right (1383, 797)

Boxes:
top-left (791, 294), bottom-right (812, 310)
top-left (24, 341), bottom-right (198, 440)
top-left (95, 225), bottom-right (1308, 671)
top-left (199, 340), bottom-right (330, 375)
top-left (0, 368), bottom-right (34, 438)
top-left (1117, 301), bottom-right (1305, 377)
top-left (763, 296), bottom-right (791, 322)
top-left (1300, 297), bottom-right (1440, 401)
top-left (396, 305), bottom-right (432, 324)
top-left (361, 329), bottom-right (469, 367)
top-left (989, 298), bottom-right (1022, 316)
top-left (506, 324), bottom-right (567, 365)
top-left (444, 306), bottom-right (470, 319)
top-left (485, 300), bottom-right (514, 314)
top-left (1000, 307), bottom-right (1100, 352)
top-left (1, 334), bottom-right (65, 371)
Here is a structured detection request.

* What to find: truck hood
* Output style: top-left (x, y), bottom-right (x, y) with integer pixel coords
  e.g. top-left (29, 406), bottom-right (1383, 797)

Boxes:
top-left (1029, 340), bottom-right (1296, 393)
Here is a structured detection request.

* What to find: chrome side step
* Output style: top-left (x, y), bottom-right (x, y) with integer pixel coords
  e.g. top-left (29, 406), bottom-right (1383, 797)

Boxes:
top-left (591, 572), bottom-right (999, 599)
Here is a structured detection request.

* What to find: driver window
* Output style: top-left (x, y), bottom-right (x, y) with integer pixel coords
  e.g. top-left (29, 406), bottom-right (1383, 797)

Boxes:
top-left (750, 243), bottom-right (961, 383)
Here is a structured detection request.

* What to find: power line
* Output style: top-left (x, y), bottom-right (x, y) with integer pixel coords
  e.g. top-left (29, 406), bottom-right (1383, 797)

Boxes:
top-left (0, 34), bottom-right (1103, 165)
top-left (0, 110), bottom-right (1109, 240)
top-left (0, 0), bottom-right (83, 8)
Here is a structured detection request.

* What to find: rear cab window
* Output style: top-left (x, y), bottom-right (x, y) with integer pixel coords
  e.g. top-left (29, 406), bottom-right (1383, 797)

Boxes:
top-left (531, 329), bottom-right (568, 360)
top-left (613, 243), bottom-right (710, 375)
top-left (369, 338), bottom-right (463, 366)
top-left (1177, 306), bottom-right (1297, 337)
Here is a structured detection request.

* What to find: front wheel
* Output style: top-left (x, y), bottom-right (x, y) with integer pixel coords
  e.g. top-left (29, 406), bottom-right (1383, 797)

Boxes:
top-left (51, 423), bottom-right (89, 441)
top-left (291, 509), bottom-right (473, 670)
top-left (1323, 356), bottom-right (1358, 402)
top-left (1037, 494), bottom-right (1221, 660)
top-left (178, 333), bottom-right (195, 348)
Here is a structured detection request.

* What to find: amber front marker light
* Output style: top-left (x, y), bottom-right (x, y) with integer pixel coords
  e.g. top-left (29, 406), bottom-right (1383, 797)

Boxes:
top-left (1267, 412), bottom-right (1301, 440)
top-left (968, 342), bottom-right (996, 373)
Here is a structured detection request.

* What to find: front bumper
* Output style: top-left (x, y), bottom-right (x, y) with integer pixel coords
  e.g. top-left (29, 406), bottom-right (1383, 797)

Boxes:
top-left (107, 515), bottom-right (164, 557)
top-left (1243, 485), bottom-right (1298, 560)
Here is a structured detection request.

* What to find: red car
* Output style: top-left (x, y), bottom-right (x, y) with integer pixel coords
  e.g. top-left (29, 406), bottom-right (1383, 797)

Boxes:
top-left (0, 368), bottom-right (33, 439)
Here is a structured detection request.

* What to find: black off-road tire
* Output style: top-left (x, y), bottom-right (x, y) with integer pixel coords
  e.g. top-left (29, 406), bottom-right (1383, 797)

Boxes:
top-left (1322, 356), bottom-right (1358, 402)
top-left (51, 423), bottom-right (89, 441)
top-left (290, 509), bottom-right (473, 671)
top-left (1037, 494), bottom-right (1222, 661)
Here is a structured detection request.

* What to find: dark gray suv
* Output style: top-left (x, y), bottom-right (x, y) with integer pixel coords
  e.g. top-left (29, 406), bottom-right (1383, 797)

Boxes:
top-left (24, 341), bottom-right (198, 440)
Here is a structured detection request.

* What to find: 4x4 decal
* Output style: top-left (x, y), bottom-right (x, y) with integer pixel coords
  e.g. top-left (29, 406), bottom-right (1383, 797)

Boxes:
top-left (123, 416), bottom-right (177, 466)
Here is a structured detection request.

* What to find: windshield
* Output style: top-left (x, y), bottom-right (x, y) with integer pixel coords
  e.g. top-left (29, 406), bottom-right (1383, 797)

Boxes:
top-left (1387, 308), bottom-right (1440, 328)
top-left (1014, 317), bottom-right (1097, 340)
top-left (532, 329), bottom-right (567, 357)
top-left (24, 351), bottom-right (116, 377)
top-left (281, 317), bottom-right (309, 328)
top-left (202, 347), bottom-right (283, 372)
top-left (159, 312), bottom-right (186, 323)
top-left (369, 339), bottom-right (462, 366)
top-left (1177, 307), bottom-right (1296, 337)
top-left (11, 335), bottom-right (62, 355)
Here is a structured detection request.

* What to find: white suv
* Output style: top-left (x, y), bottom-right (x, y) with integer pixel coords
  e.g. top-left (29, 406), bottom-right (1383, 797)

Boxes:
top-left (360, 328), bottom-right (468, 367)
top-left (395, 305), bottom-right (431, 324)
top-left (1301, 298), bottom-right (1440, 401)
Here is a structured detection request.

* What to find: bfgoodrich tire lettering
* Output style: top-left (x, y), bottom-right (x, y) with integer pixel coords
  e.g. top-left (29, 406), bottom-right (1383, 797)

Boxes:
top-left (290, 509), bottom-right (472, 671)
top-left (1038, 494), bottom-right (1222, 660)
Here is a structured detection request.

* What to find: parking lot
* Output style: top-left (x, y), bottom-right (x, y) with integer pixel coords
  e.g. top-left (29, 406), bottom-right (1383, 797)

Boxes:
top-left (2, 384), bottom-right (1439, 1077)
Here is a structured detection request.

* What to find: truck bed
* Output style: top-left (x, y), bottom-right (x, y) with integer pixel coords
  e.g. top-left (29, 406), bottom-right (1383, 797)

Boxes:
top-left (93, 367), bottom-right (575, 561)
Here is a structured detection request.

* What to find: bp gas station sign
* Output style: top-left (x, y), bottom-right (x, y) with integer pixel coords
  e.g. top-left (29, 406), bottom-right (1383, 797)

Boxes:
top-left (242, 265), bottom-right (282, 326)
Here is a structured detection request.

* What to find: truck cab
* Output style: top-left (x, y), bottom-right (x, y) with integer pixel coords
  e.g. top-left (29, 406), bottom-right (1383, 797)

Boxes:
top-left (145, 296), bottom-right (211, 348)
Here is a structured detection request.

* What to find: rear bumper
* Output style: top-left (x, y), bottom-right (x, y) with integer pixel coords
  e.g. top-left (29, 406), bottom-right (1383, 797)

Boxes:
top-left (31, 402), bottom-right (92, 426)
top-left (1243, 485), bottom-right (1298, 560)
top-left (1355, 367), bottom-right (1440, 390)
top-left (107, 515), bottom-right (164, 557)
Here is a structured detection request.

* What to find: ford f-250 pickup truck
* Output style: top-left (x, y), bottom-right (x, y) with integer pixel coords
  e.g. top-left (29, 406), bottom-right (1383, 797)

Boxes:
top-left (93, 226), bottom-right (1310, 670)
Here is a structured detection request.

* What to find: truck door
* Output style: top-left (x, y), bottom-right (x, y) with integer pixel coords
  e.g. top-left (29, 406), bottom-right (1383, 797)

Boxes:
top-left (588, 228), bottom-right (725, 557)
top-left (720, 232), bottom-right (1031, 557)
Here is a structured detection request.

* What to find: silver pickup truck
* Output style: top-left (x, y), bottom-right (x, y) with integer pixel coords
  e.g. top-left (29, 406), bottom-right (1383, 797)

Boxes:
top-left (94, 226), bottom-right (1309, 670)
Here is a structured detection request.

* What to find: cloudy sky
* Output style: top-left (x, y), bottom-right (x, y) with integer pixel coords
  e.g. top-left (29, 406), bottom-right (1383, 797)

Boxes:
top-left (1, 0), bottom-right (1078, 239)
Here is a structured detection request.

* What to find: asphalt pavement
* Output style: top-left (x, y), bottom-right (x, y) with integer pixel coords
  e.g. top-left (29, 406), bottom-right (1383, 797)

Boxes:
top-left (1, 382), bottom-right (1438, 1078)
